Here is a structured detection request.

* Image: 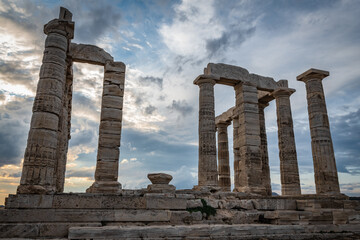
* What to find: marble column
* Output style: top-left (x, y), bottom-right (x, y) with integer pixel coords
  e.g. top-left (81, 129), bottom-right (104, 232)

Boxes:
top-left (297, 69), bottom-right (340, 195)
top-left (272, 85), bottom-right (301, 196)
top-left (17, 8), bottom-right (74, 194)
top-left (232, 115), bottom-right (241, 190)
top-left (216, 121), bottom-right (231, 191)
top-left (258, 100), bottom-right (272, 196)
top-left (234, 82), bottom-right (266, 195)
top-left (194, 76), bottom-right (218, 187)
top-left (87, 61), bottom-right (126, 193)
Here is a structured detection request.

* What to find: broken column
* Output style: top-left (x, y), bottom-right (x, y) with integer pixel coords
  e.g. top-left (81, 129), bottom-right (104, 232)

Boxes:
top-left (258, 99), bottom-right (272, 196)
top-left (297, 69), bottom-right (340, 195)
top-left (17, 8), bottom-right (74, 194)
top-left (234, 82), bottom-right (266, 195)
top-left (272, 81), bottom-right (301, 196)
top-left (194, 75), bottom-right (218, 188)
top-left (87, 61), bottom-right (125, 193)
top-left (216, 121), bottom-right (231, 191)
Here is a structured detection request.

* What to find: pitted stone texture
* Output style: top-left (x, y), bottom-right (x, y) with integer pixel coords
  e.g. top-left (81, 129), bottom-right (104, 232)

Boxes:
top-left (272, 86), bottom-right (301, 196)
top-left (194, 76), bottom-right (218, 187)
top-left (70, 43), bottom-right (113, 65)
top-left (297, 69), bottom-right (340, 195)
top-left (216, 122), bottom-right (231, 192)
top-left (148, 173), bottom-right (173, 184)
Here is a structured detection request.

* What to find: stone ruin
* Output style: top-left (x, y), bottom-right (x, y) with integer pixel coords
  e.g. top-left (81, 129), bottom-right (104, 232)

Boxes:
top-left (1, 7), bottom-right (360, 240)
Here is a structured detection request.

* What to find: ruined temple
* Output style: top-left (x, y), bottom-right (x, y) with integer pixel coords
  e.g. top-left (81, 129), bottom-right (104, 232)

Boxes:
top-left (1, 7), bottom-right (359, 240)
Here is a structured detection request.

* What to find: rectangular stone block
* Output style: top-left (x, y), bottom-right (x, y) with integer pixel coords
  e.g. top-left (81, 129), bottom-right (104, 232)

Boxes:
top-left (113, 210), bottom-right (171, 222)
top-left (99, 133), bottom-right (121, 148)
top-left (105, 61), bottom-right (126, 73)
top-left (101, 196), bottom-right (146, 209)
top-left (39, 223), bottom-right (101, 238)
top-left (101, 108), bottom-right (122, 121)
top-left (146, 197), bottom-right (187, 210)
top-left (40, 62), bottom-right (66, 81)
top-left (103, 84), bottom-right (124, 96)
top-left (0, 223), bottom-right (39, 238)
top-left (5, 194), bottom-right (53, 209)
top-left (36, 78), bottom-right (64, 99)
top-left (102, 95), bottom-right (123, 109)
top-left (100, 121), bottom-right (122, 135)
top-left (33, 93), bottom-right (62, 115)
top-left (31, 112), bottom-right (59, 131)
top-left (52, 194), bottom-right (103, 208)
top-left (97, 147), bottom-right (119, 160)
top-left (252, 199), bottom-right (297, 210)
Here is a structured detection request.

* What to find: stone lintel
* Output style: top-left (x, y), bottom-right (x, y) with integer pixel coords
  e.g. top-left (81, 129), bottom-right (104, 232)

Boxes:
top-left (216, 121), bottom-right (231, 127)
top-left (70, 43), bottom-right (114, 66)
top-left (193, 74), bottom-right (218, 85)
top-left (215, 107), bottom-right (235, 125)
top-left (271, 87), bottom-right (296, 98)
top-left (205, 63), bottom-right (277, 90)
top-left (296, 68), bottom-right (329, 82)
top-left (258, 92), bottom-right (274, 104)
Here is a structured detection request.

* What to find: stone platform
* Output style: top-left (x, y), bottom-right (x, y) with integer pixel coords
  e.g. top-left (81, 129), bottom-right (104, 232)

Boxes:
top-left (1, 190), bottom-right (360, 239)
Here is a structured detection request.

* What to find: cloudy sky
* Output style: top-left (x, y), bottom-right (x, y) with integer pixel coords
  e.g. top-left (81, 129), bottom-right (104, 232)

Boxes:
top-left (0, 0), bottom-right (359, 204)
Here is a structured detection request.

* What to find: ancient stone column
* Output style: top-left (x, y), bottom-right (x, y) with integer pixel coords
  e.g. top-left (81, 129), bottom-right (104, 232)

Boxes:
top-left (272, 84), bottom-right (301, 196)
top-left (297, 69), bottom-right (340, 195)
top-left (194, 76), bottom-right (218, 188)
top-left (232, 115), bottom-right (241, 190)
top-left (234, 82), bottom-right (266, 195)
top-left (258, 100), bottom-right (272, 196)
top-left (216, 121), bottom-right (231, 191)
top-left (87, 61), bottom-right (126, 193)
top-left (17, 8), bottom-right (74, 194)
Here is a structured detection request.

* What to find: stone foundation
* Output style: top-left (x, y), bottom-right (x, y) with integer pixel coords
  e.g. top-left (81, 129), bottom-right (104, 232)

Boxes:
top-left (1, 191), bottom-right (359, 239)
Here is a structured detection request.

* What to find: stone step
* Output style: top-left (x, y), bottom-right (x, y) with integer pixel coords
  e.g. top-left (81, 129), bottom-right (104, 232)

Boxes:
top-left (68, 224), bottom-right (360, 240)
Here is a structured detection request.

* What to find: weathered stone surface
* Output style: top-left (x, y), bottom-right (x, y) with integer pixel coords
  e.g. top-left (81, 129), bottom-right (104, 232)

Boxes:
top-left (146, 196), bottom-right (186, 210)
top-left (148, 173), bottom-right (173, 184)
top-left (216, 122), bottom-right (231, 192)
top-left (147, 184), bottom-right (176, 193)
top-left (297, 69), bottom-right (340, 195)
top-left (194, 76), bottom-right (218, 187)
top-left (70, 43), bottom-right (113, 65)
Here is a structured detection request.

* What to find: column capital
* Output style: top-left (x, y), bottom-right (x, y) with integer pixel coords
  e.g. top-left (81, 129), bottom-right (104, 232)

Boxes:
top-left (216, 121), bottom-right (231, 129)
top-left (271, 87), bottom-right (295, 98)
top-left (193, 74), bottom-right (217, 85)
top-left (44, 19), bottom-right (75, 39)
top-left (297, 68), bottom-right (329, 82)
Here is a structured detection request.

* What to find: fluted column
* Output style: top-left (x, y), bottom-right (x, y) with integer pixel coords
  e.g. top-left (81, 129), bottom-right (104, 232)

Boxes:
top-left (234, 82), bottom-right (266, 195)
top-left (297, 69), bottom-right (340, 195)
top-left (216, 121), bottom-right (231, 191)
top-left (272, 84), bottom-right (301, 196)
top-left (194, 76), bottom-right (218, 187)
top-left (17, 8), bottom-right (74, 194)
top-left (87, 61), bottom-right (126, 193)
top-left (258, 100), bottom-right (272, 196)
top-left (232, 115), bottom-right (240, 190)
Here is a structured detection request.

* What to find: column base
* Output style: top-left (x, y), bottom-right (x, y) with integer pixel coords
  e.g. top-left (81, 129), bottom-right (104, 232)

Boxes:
top-left (86, 181), bottom-right (122, 194)
top-left (17, 184), bottom-right (55, 194)
top-left (147, 184), bottom-right (176, 193)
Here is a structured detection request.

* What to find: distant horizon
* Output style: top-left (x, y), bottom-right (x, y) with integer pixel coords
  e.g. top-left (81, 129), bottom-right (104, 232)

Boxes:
top-left (1, 0), bottom-right (360, 205)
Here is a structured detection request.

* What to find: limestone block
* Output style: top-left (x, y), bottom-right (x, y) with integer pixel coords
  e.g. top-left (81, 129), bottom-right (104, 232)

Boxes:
top-left (147, 184), bottom-right (176, 193)
top-left (43, 47), bottom-right (67, 60)
top-left (146, 196), bottom-right (186, 210)
top-left (102, 95), bottom-right (123, 109)
top-left (33, 94), bottom-right (62, 115)
top-left (104, 72), bottom-right (126, 85)
top-left (36, 78), bottom-right (64, 99)
top-left (97, 147), bottom-right (119, 160)
top-left (103, 84), bottom-right (124, 96)
top-left (99, 121), bottom-right (122, 135)
top-left (70, 43), bottom-right (113, 65)
top-left (27, 128), bottom-right (58, 149)
top-left (86, 181), bottom-right (122, 193)
top-left (99, 133), bottom-right (121, 148)
top-left (101, 196), bottom-right (146, 209)
top-left (31, 112), bottom-right (59, 131)
top-left (186, 199), bottom-right (203, 209)
top-left (101, 108), bottom-right (122, 121)
top-left (5, 194), bottom-right (53, 209)
top-left (40, 62), bottom-right (66, 81)
top-left (0, 223), bottom-right (39, 238)
top-left (332, 210), bottom-right (349, 224)
top-left (39, 223), bottom-right (102, 238)
top-left (113, 210), bottom-right (171, 222)
top-left (148, 173), bottom-right (173, 184)
top-left (252, 199), bottom-right (297, 210)
top-left (105, 61), bottom-right (126, 73)
top-left (45, 33), bottom-right (68, 51)
top-left (52, 194), bottom-right (103, 208)
top-left (42, 52), bottom-right (66, 65)
top-left (175, 194), bottom-right (195, 199)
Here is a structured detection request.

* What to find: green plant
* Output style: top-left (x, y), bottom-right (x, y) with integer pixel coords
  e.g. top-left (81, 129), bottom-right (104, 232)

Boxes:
top-left (186, 199), bottom-right (216, 219)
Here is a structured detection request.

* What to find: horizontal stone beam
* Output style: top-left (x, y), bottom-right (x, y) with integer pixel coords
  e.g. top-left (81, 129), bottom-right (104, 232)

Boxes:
top-left (70, 43), bottom-right (113, 66)
top-left (204, 63), bottom-right (278, 91)
top-left (215, 107), bottom-right (235, 125)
